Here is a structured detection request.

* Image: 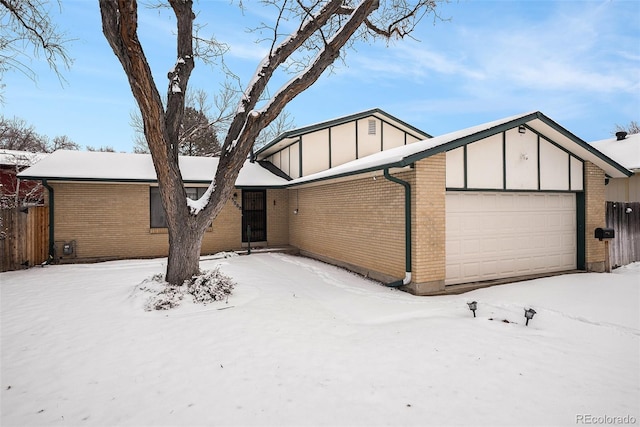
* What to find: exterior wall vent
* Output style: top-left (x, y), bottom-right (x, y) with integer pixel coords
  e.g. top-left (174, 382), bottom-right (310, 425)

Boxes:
top-left (368, 119), bottom-right (376, 135)
top-left (615, 131), bottom-right (627, 141)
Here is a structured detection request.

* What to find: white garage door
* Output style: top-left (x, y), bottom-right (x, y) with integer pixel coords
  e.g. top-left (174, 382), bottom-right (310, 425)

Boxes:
top-left (446, 192), bottom-right (576, 285)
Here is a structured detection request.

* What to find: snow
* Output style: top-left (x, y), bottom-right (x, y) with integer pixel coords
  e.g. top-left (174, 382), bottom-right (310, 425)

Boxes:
top-left (0, 150), bottom-right (47, 167)
top-left (2, 255), bottom-right (638, 426)
top-left (17, 150), bottom-right (289, 187)
top-left (186, 181), bottom-right (215, 215)
top-left (590, 133), bottom-right (640, 171)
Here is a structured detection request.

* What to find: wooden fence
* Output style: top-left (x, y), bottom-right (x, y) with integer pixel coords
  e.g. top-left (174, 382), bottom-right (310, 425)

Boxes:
top-left (606, 201), bottom-right (640, 268)
top-left (0, 206), bottom-right (49, 272)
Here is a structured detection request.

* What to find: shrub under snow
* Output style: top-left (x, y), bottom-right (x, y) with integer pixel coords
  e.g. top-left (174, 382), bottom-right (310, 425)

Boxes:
top-left (141, 266), bottom-right (235, 311)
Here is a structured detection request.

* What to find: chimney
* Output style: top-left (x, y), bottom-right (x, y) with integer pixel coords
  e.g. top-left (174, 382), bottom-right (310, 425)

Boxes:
top-left (615, 131), bottom-right (627, 141)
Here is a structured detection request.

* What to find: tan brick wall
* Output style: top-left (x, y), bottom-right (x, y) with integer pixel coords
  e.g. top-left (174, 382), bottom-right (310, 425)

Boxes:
top-left (409, 154), bottom-right (446, 294)
top-left (289, 173), bottom-right (407, 282)
top-left (266, 189), bottom-right (290, 246)
top-left (584, 161), bottom-right (606, 272)
top-left (51, 183), bottom-right (289, 262)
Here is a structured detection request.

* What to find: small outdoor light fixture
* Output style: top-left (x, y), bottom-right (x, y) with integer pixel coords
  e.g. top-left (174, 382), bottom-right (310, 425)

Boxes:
top-left (467, 301), bottom-right (478, 317)
top-left (518, 125), bottom-right (526, 134)
top-left (524, 308), bottom-right (536, 326)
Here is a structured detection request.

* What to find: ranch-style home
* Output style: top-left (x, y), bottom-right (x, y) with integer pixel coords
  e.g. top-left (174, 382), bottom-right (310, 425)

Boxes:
top-left (18, 109), bottom-right (631, 295)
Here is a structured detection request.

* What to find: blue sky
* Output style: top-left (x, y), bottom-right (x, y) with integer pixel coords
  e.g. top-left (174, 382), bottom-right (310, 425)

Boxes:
top-left (1, 0), bottom-right (639, 152)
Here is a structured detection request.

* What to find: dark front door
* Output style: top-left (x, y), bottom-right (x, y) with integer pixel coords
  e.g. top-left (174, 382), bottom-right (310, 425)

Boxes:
top-left (242, 190), bottom-right (267, 242)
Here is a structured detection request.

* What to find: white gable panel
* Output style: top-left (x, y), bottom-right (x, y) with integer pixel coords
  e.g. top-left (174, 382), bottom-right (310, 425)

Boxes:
top-left (302, 130), bottom-right (330, 176)
top-left (331, 122), bottom-right (357, 168)
top-left (357, 118), bottom-right (381, 158)
top-left (280, 147), bottom-right (290, 177)
top-left (540, 139), bottom-right (569, 190)
top-left (467, 134), bottom-right (503, 189)
top-left (505, 128), bottom-right (538, 190)
top-left (382, 124), bottom-right (405, 150)
top-left (570, 156), bottom-right (584, 191)
top-left (289, 143), bottom-right (300, 179)
top-left (446, 147), bottom-right (465, 188)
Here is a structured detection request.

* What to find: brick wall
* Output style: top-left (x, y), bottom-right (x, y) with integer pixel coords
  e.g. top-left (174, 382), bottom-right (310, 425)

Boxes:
top-left (51, 183), bottom-right (289, 261)
top-left (409, 154), bottom-right (446, 294)
top-left (289, 172), bottom-right (407, 282)
top-left (584, 161), bottom-right (606, 272)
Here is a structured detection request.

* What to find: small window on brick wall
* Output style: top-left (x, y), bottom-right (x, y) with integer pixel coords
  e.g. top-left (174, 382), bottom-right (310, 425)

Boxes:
top-left (150, 187), bottom-right (208, 228)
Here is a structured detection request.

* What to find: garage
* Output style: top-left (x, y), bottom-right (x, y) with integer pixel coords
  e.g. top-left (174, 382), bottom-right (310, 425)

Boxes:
top-left (446, 191), bottom-right (576, 285)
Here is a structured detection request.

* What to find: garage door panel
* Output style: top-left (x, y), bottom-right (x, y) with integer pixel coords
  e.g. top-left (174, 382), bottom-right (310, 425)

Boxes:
top-left (446, 192), bottom-right (576, 285)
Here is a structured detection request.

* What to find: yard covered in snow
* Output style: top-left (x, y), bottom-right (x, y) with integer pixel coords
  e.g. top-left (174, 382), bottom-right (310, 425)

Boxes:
top-left (1, 253), bottom-right (638, 426)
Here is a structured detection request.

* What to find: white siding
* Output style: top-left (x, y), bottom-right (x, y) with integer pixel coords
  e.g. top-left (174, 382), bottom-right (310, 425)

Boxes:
top-left (505, 128), bottom-right (538, 190)
top-left (301, 130), bottom-right (330, 176)
top-left (446, 147), bottom-right (465, 188)
top-left (570, 156), bottom-right (584, 191)
top-left (540, 139), bottom-right (569, 190)
top-left (331, 122), bottom-right (357, 168)
top-left (382, 124), bottom-right (405, 150)
top-left (466, 134), bottom-right (503, 189)
top-left (289, 142), bottom-right (300, 179)
top-left (357, 118), bottom-right (381, 158)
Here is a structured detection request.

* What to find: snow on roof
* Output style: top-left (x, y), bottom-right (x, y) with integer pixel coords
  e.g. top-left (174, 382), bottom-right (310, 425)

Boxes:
top-left (589, 133), bottom-right (640, 171)
top-left (0, 150), bottom-right (47, 167)
top-left (17, 150), bottom-right (289, 187)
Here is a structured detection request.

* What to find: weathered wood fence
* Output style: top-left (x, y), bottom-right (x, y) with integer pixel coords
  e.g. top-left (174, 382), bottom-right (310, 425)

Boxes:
top-left (606, 201), bottom-right (640, 268)
top-left (0, 206), bottom-right (49, 272)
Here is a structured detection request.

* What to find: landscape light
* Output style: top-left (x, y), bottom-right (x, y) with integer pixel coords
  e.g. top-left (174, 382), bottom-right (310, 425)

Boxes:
top-left (524, 308), bottom-right (536, 326)
top-left (467, 301), bottom-right (477, 317)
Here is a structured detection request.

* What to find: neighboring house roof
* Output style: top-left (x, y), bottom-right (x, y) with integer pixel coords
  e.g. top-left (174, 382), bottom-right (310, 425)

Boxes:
top-left (0, 150), bottom-right (47, 167)
top-left (255, 108), bottom-right (432, 158)
top-left (589, 133), bottom-right (640, 172)
top-left (17, 150), bottom-right (289, 188)
top-left (286, 111), bottom-right (632, 187)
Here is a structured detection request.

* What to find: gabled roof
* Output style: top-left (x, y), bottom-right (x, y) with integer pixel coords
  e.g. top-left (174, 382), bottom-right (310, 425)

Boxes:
top-left (589, 133), bottom-right (640, 171)
top-left (286, 111), bottom-right (632, 187)
top-left (255, 108), bottom-right (432, 158)
top-left (17, 150), bottom-right (289, 188)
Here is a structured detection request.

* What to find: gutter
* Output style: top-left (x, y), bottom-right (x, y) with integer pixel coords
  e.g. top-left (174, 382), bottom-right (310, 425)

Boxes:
top-left (41, 179), bottom-right (55, 263)
top-left (383, 168), bottom-right (412, 287)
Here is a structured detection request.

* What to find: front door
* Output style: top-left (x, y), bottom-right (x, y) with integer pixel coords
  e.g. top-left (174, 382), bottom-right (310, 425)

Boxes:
top-left (242, 190), bottom-right (267, 242)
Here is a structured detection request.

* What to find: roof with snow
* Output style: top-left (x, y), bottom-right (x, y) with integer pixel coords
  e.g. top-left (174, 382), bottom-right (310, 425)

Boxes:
top-left (589, 133), bottom-right (640, 171)
top-left (286, 111), bottom-right (632, 187)
top-left (0, 150), bottom-right (47, 167)
top-left (17, 150), bottom-right (289, 188)
top-left (256, 108), bottom-right (432, 158)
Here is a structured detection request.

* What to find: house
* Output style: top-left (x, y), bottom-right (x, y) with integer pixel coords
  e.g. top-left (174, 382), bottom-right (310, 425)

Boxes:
top-left (589, 132), bottom-right (640, 267)
top-left (18, 110), bottom-right (631, 295)
top-left (589, 132), bottom-right (640, 203)
top-left (0, 150), bottom-right (47, 208)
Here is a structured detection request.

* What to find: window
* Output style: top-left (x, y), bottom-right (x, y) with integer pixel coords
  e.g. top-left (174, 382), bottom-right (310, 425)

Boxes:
top-left (150, 186), bottom-right (209, 228)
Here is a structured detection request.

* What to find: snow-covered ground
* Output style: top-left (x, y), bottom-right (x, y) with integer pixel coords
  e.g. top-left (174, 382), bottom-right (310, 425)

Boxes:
top-left (1, 254), bottom-right (638, 426)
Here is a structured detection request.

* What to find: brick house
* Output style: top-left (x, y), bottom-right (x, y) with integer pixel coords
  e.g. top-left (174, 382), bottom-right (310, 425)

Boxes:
top-left (18, 110), bottom-right (631, 294)
top-left (0, 150), bottom-right (47, 208)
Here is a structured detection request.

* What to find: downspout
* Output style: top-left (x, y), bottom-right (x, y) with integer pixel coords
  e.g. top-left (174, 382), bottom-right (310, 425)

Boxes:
top-left (42, 179), bottom-right (55, 264)
top-left (383, 168), bottom-right (412, 286)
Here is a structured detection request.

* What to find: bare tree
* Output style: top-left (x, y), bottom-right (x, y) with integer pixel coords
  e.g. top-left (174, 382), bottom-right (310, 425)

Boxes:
top-left (0, 115), bottom-right (79, 152)
top-left (614, 121), bottom-right (640, 136)
top-left (100, 0), bottom-right (441, 285)
top-left (0, 0), bottom-right (72, 95)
